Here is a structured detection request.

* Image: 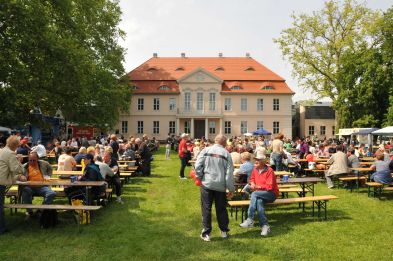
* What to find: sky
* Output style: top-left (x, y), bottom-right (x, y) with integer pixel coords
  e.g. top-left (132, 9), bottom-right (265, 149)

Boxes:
top-left (118, 0), bottom-right (393, 101)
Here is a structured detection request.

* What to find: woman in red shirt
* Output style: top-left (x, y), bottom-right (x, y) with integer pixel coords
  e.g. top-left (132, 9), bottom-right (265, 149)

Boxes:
top-left (240, 155), bottom-right (279, 236)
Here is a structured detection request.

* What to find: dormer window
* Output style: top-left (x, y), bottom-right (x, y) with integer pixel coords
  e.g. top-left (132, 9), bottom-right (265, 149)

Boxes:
top-left (215, 66), bottom-right (224, 71)
top-left (175, 67), bottom-right (184, 71)
top-left (261, 85), bottom-right (274, 90)
top-left (130, 85), bottom-right (139, 90)
top-left (147, 67), bottom-right (157, 72)
top-left (245, 67), bottom-right (255, 71)
top-left (230, 86), bottom-right (242, 90)
top-left (159, 85), bottom-right (170, 91)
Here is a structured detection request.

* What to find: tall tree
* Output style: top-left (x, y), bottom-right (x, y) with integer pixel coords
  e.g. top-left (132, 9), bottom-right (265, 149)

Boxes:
top-left (0, 0), bottom-right (130, 129)
top-left (274, 0), bottom-right (381, 127)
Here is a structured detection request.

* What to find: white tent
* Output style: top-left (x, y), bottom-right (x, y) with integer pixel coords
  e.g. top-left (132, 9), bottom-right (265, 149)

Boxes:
top-left (372, 126), bottom-right (393, 136)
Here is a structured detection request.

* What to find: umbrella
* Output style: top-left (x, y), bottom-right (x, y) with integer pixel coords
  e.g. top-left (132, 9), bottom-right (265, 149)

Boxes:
top-left (372, 126), bottom-right (393, 136)
top-left (252, 128), bottom-right (272, 136)
top-left (244, 132), bottom-right (253, 136)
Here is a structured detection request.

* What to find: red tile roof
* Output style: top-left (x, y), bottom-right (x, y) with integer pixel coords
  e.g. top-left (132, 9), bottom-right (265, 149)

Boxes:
top-left (128, 57), bottom-right (294, 94)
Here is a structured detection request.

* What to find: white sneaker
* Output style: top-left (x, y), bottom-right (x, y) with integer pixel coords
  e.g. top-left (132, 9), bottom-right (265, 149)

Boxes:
top-left (179, 176), bottom-right (187, 180)
top-left (200, 233), bottom-right (211, 242)
top-left (261, 225), bottom-right (271, 236)
top-left (239, 218), bottom-right (254, 228)
top-left (116, 198), bottom-right (124, 204)
top-left (221, 231), bottom-right (228, 238)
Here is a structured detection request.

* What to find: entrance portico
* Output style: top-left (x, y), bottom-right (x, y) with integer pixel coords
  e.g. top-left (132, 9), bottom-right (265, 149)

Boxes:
top-left (177, 117), bottom-right (223, 140)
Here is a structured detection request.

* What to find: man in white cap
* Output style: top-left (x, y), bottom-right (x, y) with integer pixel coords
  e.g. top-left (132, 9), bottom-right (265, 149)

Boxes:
top-left (178, 133), bottom-right (190, 179)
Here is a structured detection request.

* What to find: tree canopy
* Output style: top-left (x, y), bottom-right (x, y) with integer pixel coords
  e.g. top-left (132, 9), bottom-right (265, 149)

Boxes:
top-left (275, 0), bottom-right (393, 128)
top-left (0, 0), bottom-right (130, 129)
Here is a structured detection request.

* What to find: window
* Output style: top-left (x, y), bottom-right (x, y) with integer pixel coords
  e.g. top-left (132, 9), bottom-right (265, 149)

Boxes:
top-left (147, 67), bottom-right (157, 72)
top-left (257, 121), bottom-right (263, 130)
top-left (332, 126), bottom-right (335, 136)
top-left (175, 67), bottom-right (184, 71)
top-left (197, 92), bottom-right (204, 111)
top-left (257, 98), bottom-right (263, 111)
top-left (273, 99), bottom-right (279, 111)
top-left (131, 85), bottom-right (139, 90)
top-left (209, 93), bottom-right (216, 111)
top-left (137, 98), bottom-right (144, 110)
top-left (184, 93), bottom-right (191, 111)
top-left (320, 126), bottom-right (326, 135)
top-left (209, 121), bottom-right (216, 134)
top-left (215, 66), bottom-right (224, 71)
top-left (309, 126), bottom-right (315, 135)
top-left (184, 121), bottom-right (190, 134)
top-left (169, 98), bottom-right (176, 111)
top-left (153, 98), bottom-right (160, 110)
top-left (241, 98), bottom-right (247, 111)
top-left (273, 121), bottom-right (279, 134)
top-left (230, 86), bottom-right (242, 90)
top-left (261, 86), bottom-right (274, 90)
top-left (159, 85), bottom-right (170, 91)
top-left (224, 98), bottom-right (232, 111)
top-left (169, 121), bottom-right (175, 134)
top-left (121, 121), bottom-right (128, 134)
top-left (137, 121), bottom-right (144, 134)
top-left (153, 121), bottom-right (159, 134)
top-left (241, 121), bottom-right (248, 134)
top-left (224, 121), bottom-right (231, 134)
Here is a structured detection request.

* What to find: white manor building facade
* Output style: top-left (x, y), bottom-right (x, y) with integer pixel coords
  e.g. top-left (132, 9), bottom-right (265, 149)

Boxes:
top-left (115, 54), bottom-right (295, 140)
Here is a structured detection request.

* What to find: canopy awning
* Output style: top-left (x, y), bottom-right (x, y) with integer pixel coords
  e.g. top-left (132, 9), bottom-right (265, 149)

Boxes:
top-left (252, 128), bottom-right (272, 136)
top-left (372, 126), bottom-right (393, 136)
top-left (0, 126), bottom-right (12, 134)
top-left (352, 128), bottom-right (379, 135)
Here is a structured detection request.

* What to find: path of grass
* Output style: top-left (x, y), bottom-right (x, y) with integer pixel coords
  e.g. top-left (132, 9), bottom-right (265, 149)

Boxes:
top-left (1, 148), bottom-right (393, 260)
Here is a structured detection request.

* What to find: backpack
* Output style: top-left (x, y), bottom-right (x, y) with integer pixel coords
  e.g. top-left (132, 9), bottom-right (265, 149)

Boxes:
top-left (71, 199), bottom-right (90, 225)
top-left (39, 209), bottom-right (59, 229)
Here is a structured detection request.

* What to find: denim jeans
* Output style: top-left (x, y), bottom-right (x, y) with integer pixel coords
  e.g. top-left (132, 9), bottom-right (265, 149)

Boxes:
top-left (247, 190), bottom-right (276, 226)
top-left (21, 186), bottom-right (56, 214)
top-left (0, 185), bottom-right (6, 233)
top-left (179, 157), bottom-right (188, 178)
top-left (200, 186), bottom-right (229, 236)
top-left (271, 152), bottom-right (283, 171)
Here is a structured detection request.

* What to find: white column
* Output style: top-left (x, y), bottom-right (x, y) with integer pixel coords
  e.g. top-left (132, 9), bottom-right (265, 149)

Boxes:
top-left (176, 118), bottom-right (180, 135)
top-left (191, 118), bottom-right (194, 138)
top-left (219, 118), bottom-right (223, 135)
top-left (205, 118), bottom-right (209, 139)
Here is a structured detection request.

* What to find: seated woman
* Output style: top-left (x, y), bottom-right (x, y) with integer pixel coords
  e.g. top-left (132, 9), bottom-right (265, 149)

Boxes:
top-left (371, 152), bottom-right (393, 185)
top-left (239, 155), bottom-right (279, 236)
top-left (234, 152), bottom-right (254, 184)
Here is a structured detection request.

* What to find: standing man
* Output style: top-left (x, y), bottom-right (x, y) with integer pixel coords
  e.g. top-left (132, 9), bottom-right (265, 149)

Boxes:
top-left (110, 134), bottom-right (119, 160)
top-left (135, 138), bottom-right (152, 176)
top-left (0, 136), bottom-right (24, 235)
top-left (178, 133), bottom-right (190, 180)
top-left (195, 134), bottom-right (235, 242)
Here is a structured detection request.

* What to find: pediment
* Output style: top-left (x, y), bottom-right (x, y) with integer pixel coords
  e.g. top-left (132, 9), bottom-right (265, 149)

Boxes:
top-left (177, 67), bottom-right (223, 83)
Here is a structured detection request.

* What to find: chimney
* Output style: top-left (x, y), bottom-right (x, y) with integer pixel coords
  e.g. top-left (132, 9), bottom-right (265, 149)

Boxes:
top-left (218, 52), bottom-right (223, 58)
top-left (181, 53), bottom-right (186, 58)
top-left (246, 52), bottom-right (251, 58)
top-left (153, 53), bottom-right (158, 58)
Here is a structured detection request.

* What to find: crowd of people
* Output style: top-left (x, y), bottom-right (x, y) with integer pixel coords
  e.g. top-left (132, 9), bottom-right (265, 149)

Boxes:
top-left (179, 133), bottom-right (393, 240)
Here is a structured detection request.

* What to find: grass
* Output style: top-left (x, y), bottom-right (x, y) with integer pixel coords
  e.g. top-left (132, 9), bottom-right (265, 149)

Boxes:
top-left (1, 147), bottom-right (393, 260)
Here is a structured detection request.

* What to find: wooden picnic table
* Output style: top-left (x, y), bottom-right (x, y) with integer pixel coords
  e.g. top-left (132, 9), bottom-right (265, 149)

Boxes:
top-left (53, 170), bottom-right (83, 176)
top-left (277, 177), bottom-right (324, 196)
top-left (274, 171), bottom-right (293, 176)
top-left (360, 157), bottom-right (375, 161)
top-left (15, 180), bottom-right (105, 205)
top-left (359, 162), bottom-right (373, 166)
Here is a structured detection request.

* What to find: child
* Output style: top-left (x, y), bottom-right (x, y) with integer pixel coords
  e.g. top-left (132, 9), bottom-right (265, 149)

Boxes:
top-left (165, 143), bottom-right (171, 160)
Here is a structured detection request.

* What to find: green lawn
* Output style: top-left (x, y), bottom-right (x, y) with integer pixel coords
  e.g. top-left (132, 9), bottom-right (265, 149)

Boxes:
top-left (1, 148), bottom-right (393, 260)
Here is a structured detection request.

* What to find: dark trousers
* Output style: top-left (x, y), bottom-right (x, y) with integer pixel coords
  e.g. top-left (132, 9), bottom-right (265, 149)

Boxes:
top-left (179, 157), bottom-right (187, 178)
top-left (200, 186), bottom-right (229, 236)
top-left (106, 175), bottom-right (121, 197)
top-left (140, 159), bottom-right (151, 176)
top-left (0, 185), bottom-right (6, 233)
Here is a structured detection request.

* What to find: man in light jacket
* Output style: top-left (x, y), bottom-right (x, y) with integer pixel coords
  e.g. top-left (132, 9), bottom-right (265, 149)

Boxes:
top-left (0, 135), bottom-right (24, 235)
top-left (195, 134), bottom-right (235, 242)
top-left (325, 145), bottom-right (349, 188)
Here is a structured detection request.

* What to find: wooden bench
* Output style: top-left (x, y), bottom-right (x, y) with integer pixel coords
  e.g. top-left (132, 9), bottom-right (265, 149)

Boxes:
top-left (120, 171), bottom-right (135, 184)
top-left (228, 195), bottom-right (338, 221)
top-left (4, 204), bottom-right (102, 228)
top-left (279, 187), bottom-right (310, 198)
top-left (338, 176), bottom-right (367, 192)
top-left (366, 182), bottom-right (393, 198)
